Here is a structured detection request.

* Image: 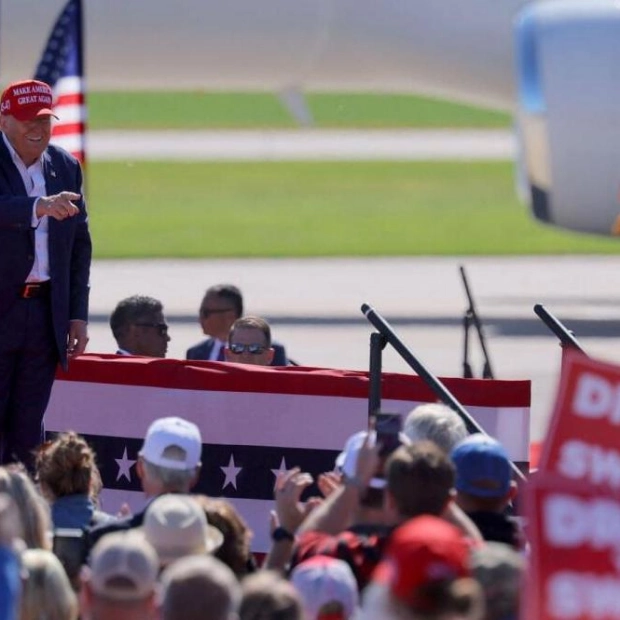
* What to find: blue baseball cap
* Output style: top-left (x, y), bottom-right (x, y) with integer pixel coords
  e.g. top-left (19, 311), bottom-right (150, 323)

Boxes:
top-left (450, 433), bottom-right (512, 498)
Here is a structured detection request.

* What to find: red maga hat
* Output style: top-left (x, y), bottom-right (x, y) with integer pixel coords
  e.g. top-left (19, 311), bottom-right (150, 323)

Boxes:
top-left (0, 79), bottom-right (57, 121)
top-left (372, 515), bottom-right (470, 610)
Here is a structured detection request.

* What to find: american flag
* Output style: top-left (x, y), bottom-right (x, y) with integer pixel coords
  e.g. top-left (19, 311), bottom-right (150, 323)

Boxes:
top-left (34, 0), bottom-right (86, 164)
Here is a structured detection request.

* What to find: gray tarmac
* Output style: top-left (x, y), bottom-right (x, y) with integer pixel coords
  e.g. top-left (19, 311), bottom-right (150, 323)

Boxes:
top-left (88, 129), bottom-right (514, 161)
top-left (87, 256), bottom-right (620, 445)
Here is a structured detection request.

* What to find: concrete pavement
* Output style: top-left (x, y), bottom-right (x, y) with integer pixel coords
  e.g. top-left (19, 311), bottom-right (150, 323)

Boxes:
top-left (87, 129), bottom-right (514, 161)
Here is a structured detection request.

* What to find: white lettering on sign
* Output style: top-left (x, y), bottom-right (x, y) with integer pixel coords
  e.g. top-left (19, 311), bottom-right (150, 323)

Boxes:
top-left (548, 572), bottom-right (620, 618)
top-left (544, 494), bottom-right (620, 552)
top-left (557, 440), bottom-right (620, 488)
top-left (572, 373), bottom-right (620, 423)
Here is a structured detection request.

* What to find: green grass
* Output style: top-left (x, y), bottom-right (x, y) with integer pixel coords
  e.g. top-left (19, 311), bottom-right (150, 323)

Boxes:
top-left (88, 91), bottom-right (510, 130)
top-left (88, 161), bottom-right (619, 258)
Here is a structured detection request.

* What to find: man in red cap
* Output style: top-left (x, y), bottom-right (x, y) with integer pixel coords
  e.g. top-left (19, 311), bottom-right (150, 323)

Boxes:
top-left (359, 516), bottom-right (484, 619)
top-left (0, 79), bottom-right (92, 468)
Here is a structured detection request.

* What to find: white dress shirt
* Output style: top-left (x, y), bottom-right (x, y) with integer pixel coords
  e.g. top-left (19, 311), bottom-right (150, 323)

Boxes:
top-left (2, 133), bottom-right (50, 282)
top-left (209, 339), bottom-right (226, 361)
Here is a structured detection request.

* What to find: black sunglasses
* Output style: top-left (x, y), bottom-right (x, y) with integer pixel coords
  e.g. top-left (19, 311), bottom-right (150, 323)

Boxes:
top-left (134, 322), bottom-right (168, 337)
top-left (228, 343), bottom-right (267, 355)
top-left (201, 308), bottom-right (234, 317)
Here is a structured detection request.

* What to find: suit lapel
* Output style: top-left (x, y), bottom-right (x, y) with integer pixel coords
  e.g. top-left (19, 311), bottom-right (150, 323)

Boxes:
top-left (42, 150), bottom-right (64, 266)
top-left (42, 151), bottom-right (61, 195)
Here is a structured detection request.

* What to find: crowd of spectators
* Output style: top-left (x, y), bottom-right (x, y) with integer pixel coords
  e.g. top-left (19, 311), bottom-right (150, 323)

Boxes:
top-left (0, 403), bottom-right (526, 620)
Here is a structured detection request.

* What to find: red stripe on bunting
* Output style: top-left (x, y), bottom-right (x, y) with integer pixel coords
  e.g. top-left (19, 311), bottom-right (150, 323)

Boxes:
top-left (56, 355), bottom-right (531, 407)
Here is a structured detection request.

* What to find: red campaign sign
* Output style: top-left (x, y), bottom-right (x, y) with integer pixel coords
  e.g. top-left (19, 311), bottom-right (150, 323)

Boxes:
top-left (524, 474), bottom-right (620, 620)
top-left (539, 349), bottom-right (620, 489)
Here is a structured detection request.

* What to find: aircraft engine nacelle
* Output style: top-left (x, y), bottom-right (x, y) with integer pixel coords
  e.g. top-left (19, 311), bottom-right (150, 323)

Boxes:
top-left (516, 0), bottom-right (620, 236)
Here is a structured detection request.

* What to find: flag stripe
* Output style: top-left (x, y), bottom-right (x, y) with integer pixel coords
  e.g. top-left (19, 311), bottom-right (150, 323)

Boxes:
top-left (51, 122), bottom-right (85, 137)
top-left (53, 104), bottom-right (86, 124)
top-left (56, 355), bottom-right (531, 407)
top-left (34, 0), bottom-right (86, 164)
top-left (56, 93), bottom-right (83, 106)
top-left (48, 379), bottom-right (531, 458)
top-left (54, 76), bottom-right (83, 96)
top-left (65, 432), bottom-right (338, 498)
top-left (101, 488), bottom-right (276, 553)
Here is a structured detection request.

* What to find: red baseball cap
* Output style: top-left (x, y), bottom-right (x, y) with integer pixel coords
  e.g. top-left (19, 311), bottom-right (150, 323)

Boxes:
top-left (372, 515), bottom-right (470, 610)
top-left (0, 79), bottom-right (57, 121)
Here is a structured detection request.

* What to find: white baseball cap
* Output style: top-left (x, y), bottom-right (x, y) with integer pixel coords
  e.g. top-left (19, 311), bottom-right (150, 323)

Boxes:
top-left (290, 556), bottom-right (359, 619)
top-left (90, 531), bottom-right (159, 601)
top-left (140, 417), bottom-right (202, 470)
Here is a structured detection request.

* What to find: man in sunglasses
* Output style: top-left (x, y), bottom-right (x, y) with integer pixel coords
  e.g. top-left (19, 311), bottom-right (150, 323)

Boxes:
top-left (224, 316), bottom-right (276, 367)
top-left (186, 284), bottom-right (288, 365)
top-left (110, 295), bottom-right (170, 358)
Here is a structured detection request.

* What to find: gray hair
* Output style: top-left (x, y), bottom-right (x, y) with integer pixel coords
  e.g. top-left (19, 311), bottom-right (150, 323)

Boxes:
top-left (161, 555), bottom-right (241, 620)
top-left (403, 403), bottom-right (468, 454)
top-left (471, 542), bottom-right (524, 620)
top-left (141, 460), bottom-right (196, 493)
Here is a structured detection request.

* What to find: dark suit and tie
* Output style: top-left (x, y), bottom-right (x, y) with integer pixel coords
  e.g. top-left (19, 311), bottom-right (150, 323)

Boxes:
top-left (187, 285), bottom-right (291, 367)
top-left (0, 80), bottom-right (92, 466)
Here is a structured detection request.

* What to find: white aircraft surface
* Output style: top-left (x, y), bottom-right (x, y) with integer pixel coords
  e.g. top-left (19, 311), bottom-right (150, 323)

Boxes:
top-left (3, 0), bottom-right (619, 236)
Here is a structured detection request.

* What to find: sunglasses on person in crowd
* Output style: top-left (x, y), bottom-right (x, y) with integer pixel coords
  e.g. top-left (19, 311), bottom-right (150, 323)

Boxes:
top-left (228, 343), bottom-right (267, 355)
top-left (134, 322), bottom-right (169, 337)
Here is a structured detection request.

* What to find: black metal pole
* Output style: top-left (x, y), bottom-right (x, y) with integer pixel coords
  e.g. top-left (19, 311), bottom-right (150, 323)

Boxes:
top-left (368, 332), bottom-right (386, 421)
top-left (462, 313), bottom-right (473, 379)
top-left (533, 304), bottom-right (586, 353)
top-left (361, 303), bottom-right (526, 482)
top-left (459, 265), bottom-right (495, 379)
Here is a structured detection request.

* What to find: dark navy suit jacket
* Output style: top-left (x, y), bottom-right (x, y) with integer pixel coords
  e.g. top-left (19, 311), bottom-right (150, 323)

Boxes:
top-left (0, 136), bottom-right (91, 369)
top-left (186, 338), bottom-right (289, 366)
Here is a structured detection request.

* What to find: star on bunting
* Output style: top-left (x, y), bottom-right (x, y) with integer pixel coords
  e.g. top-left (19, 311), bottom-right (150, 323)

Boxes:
top-left (221, 454), bottom-right (242, 490)
top-left (115, 446), bottom-right (136, 482)
top-left (271, 456), bottom-right (291, 480)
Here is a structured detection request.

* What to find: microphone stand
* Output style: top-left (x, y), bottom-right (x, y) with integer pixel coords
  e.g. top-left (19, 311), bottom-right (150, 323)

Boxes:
top-left (361, 303), bottom-right (526, 482)
top-left (460, 265), bottom-right (495, 379)
top-left (533, 304), bottom-right (586, 353)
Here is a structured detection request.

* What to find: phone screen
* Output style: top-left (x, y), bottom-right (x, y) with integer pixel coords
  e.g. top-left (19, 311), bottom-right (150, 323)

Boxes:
top-left (375, 413), bottom-right (402, 456)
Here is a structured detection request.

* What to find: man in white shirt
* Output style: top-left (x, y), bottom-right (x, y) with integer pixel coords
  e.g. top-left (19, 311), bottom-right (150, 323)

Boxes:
top-left (0, 79), bottom-right (92, 468)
